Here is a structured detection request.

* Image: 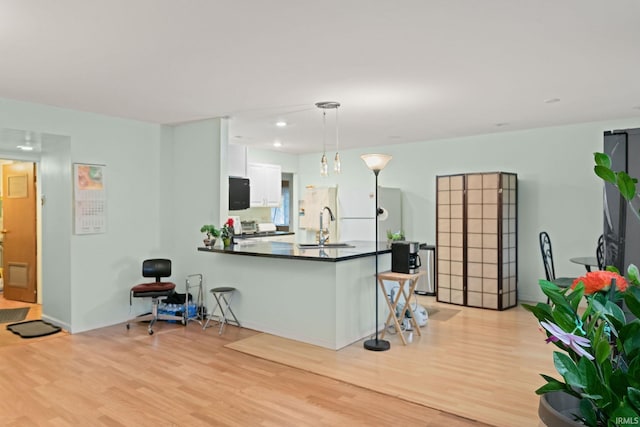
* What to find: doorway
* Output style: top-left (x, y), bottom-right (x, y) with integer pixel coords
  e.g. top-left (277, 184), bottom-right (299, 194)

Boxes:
top-left (1, 160), bottom-right (38, 303)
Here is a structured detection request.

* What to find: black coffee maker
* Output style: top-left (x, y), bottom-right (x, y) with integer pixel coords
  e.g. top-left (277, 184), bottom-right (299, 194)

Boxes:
top-left (391, 241), bottom-right (421, 274)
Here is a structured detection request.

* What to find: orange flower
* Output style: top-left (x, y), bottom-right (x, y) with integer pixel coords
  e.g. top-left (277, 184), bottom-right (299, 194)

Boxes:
top-left (571, 270), bottom-right (628, 294)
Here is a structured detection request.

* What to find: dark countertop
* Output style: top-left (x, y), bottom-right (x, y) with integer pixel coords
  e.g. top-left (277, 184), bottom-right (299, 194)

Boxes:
top-left (235, 231), bottom-right (294, 239)
top-left (197, 240), bottom-right (391, 262)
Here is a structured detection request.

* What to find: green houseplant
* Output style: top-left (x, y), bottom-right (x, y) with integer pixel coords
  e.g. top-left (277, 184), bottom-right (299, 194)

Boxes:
top-left (200, 224), bottom-right (219, 246)
top-left (220, 217), bottom-right (235, 247)
top-left (524, 152), bottom-right (640, 426)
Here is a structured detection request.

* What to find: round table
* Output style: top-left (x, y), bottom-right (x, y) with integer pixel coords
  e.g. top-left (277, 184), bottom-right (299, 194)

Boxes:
top-left (570, 256), bottom-right (599, 272)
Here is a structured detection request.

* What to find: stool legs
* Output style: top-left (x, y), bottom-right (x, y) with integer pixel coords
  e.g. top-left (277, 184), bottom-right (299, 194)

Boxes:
top-left (203, 289), bottom-right (240, 334)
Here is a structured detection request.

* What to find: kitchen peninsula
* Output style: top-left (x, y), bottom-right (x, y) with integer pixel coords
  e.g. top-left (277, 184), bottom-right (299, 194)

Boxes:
top-left (197, 241), bottom-right (391, 350)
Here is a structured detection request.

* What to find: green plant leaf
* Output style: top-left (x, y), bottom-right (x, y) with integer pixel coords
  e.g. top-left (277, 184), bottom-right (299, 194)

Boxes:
top-left (621, 322), bottom-right (640, 357)
top-left (552, 305), bottom-right (580, 333)
top-left (625, 292), bottom-right (640, 320)
top-left (610, 370), bottom-right (630, 401)
top-left (567, 284), bottom-right (584, 313)
top-left (595, 338), bottom-right (612, 365)
top-left (554, 351), bottom-right (584, 388)
top-left (521, 302), bottom-right (552, 322)
top-left (628, 264), bottom-right (640, 285)
top-left (594, 165), bottom-right (616, 184)
top-left (629, 387), bottom-right (640, 412)
top-left (604, 300), bottom-right (627, 327)
top-left (629, 358), bottom-right (640, 389)
top-left (578, 357), bottom-right (601, 397)
top-left (594, 152), bottom-right (611, 168)
top-left (579, 398), bottom-right (598, 427)
top-left (610, 402), bottom-right (640, 426)
top-left (617, 171), bottom-right (637, 201)
top-left (535, 380), bottom-right (567, 394)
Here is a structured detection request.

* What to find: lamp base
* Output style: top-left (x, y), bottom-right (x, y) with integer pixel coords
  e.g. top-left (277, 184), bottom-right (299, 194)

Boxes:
top-left (363, 338), bottom-right (391, 351)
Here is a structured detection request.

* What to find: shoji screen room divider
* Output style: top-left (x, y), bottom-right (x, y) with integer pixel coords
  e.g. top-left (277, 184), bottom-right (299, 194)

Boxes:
top-left (436, 172), bottom-right (517, 310)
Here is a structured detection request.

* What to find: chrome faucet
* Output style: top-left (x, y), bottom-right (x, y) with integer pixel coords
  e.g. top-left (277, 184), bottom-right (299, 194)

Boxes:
top-left (319, 206), bottom-right (335, 246)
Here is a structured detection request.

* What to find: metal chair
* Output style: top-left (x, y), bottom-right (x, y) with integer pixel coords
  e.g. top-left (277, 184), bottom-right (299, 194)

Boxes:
top-left (539, 232), bottom-right (576, 303)
top-left (126, 258), bottom-right (184, 335)
top-left (596, 234), bottom-right (605, 270)
top-left (203, 286), bottom-right (240, 334)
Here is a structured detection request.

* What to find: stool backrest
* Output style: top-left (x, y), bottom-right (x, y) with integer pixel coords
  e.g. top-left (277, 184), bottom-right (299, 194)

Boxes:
top-left (142, 258), bottom-right (172, 282)
top-left (539, 231), bottom-right (556, 281)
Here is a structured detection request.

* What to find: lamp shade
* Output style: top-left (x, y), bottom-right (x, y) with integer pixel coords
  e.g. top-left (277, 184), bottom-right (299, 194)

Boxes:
top-left (361, 154), bottom-right (392, 172)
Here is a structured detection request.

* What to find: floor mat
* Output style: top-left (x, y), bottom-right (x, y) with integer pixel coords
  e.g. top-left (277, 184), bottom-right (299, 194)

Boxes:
top-left (0, 307), bottom-right (30, 324)
top-left (6, 319), bottom-right (61, 338)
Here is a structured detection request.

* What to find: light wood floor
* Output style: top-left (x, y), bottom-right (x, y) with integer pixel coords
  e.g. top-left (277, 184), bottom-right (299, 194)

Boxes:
top-left (228, 296), bottom-right (555, 427)
top-left (0, 294), bottom-right (552, 426)
top-left (0, 299), bottom-right (489, 426)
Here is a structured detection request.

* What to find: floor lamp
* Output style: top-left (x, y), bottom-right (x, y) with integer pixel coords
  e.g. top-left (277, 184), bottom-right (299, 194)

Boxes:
top-left (361, 153), bottom-right (392, 352)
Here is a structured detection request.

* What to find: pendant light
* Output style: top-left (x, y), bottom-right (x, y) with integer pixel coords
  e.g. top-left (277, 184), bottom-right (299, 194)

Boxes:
top-left (315, 101), bottom-right (341, 176)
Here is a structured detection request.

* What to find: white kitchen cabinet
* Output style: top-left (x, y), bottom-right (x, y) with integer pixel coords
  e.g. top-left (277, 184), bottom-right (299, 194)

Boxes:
top-left (228, 143), bottom-right (247, 177)
top-left (247, 162), bottom-right (282, 207)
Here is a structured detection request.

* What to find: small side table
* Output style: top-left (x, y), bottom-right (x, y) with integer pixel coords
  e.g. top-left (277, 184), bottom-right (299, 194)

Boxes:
top-left (377, 270), bottom-right (426, 345)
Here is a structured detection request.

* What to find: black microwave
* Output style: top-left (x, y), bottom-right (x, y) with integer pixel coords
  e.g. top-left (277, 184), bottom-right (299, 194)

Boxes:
top-left (229, 177), bottom-right (250, 210)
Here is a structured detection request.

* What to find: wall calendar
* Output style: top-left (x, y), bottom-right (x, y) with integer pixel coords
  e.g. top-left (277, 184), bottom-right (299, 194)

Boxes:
top-left (73, 163), bottom-right (106, 234)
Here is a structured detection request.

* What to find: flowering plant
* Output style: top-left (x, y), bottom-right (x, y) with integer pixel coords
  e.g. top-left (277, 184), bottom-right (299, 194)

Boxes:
top-left (523, 269), bottom-right (640, 426)
top-left (523, 152), bottom-right (640, 426)
top-left (220, 217), bottom-right (235, 240)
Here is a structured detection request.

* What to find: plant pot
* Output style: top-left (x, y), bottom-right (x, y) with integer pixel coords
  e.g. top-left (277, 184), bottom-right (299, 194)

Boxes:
top-left (223, 238), bottom-right (231, 247)
top-left (204, 238), bottom-right (216, 247)
top-left (539, 392), bottom-right (584, 427)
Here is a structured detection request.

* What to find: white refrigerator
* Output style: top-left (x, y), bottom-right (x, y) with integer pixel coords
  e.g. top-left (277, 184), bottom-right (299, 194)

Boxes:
top-left (337, 187), bottom-right (402, 242)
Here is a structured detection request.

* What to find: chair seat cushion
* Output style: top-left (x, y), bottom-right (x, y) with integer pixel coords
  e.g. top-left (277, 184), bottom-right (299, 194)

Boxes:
top-left (131, 281), bottom-right (176, 298)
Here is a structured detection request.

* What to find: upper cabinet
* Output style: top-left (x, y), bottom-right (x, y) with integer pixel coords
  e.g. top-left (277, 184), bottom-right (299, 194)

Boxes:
top-left (247, 162), bottom-right (282, 207)
top-left (228, 143), bottom-right (247, 177)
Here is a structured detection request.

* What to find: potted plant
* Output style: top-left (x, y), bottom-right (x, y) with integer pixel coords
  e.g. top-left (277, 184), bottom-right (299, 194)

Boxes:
top-left (220, 218), bottom-right (235, 247)
top-left (200, 224), bottom-right (219, 247)
top-left (523, 152), bottom-right (640, 426)
top-left (386, 229), bottom-right (405, 248)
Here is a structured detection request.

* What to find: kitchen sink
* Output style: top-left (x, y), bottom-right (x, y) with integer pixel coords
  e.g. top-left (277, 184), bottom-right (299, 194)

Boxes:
top-left (297, 243), bottom-right (355, 249)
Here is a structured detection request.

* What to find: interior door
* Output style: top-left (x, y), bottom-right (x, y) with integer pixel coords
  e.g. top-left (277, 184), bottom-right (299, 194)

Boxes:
top-left (2, 162), bottom-right (37, 303)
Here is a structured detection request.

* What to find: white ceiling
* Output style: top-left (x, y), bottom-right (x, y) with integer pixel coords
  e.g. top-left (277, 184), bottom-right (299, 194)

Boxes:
top-left (1, 0), bottom-right (639, 154)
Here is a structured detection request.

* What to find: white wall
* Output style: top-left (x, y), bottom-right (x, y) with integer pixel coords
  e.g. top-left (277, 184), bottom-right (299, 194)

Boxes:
top-left (297, 119), bottom-right (640, 302)
top-left (0, 97), bottom-right (165, 332)
top-left (3, 93), bottom-right (640, 332)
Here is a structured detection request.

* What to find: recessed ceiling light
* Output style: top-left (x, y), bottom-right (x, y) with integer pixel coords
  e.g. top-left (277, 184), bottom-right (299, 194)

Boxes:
top-left (275, 121), bottom-right (287, 127)
top-left (273, 141), bottom-right (282, 147)
top-left (17, 144), bottom-right (34, 151)
top-left (544, 98), bottom-right (561, 104)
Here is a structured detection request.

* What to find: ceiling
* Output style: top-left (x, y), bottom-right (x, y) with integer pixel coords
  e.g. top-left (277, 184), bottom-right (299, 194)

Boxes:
top-left (1, 0), bottom-right (639, 154)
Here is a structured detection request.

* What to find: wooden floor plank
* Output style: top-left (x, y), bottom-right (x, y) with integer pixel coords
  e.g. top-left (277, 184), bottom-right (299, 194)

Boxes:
top-left (226, 296), bottom-right (554, 427)
top-left (0, 295), bottom-right (490, 426)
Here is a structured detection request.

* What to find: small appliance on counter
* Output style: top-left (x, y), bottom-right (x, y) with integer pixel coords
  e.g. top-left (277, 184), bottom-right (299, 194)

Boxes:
top-left (257, 223), bottom-right (277, 233)
top-left (391, 241), bottom-right (421, 274)
top-left (241, 220), bottom-right (257, 234)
